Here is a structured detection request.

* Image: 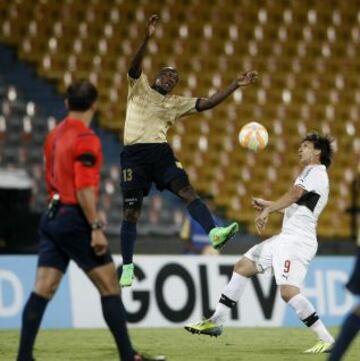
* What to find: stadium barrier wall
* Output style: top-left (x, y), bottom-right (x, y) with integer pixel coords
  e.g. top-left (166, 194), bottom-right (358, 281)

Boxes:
top-left (0, 255), bottom-right (357, 329)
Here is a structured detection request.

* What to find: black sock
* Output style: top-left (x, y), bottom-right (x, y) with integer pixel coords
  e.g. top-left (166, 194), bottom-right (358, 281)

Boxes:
top-left (17, 292), bottom-right (49, 361)
top-left (328, 311), bottom-right (360, 361)
top-left (101, 295), bottom-right (134, 361)
top-left (346, 247), bottom-right (360, 294)
top-left (120, 220), bottom-right (137, 265)
top-left (187, 198), bottom-right (215, 234)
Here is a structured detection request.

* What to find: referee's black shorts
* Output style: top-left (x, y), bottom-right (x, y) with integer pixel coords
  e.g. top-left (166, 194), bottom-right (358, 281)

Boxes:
top-left (120, 142), bottom-right (189, 196)
top-left (37, 205), bottom-right (112, 273)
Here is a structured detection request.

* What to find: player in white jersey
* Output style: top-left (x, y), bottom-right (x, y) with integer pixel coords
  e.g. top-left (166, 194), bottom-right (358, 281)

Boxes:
top-left (185, 133), bottom-right (335, 354)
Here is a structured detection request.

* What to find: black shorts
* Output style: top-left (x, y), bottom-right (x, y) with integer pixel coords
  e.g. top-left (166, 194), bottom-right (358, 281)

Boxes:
top-left (37, 205), bottom-right (113, 273)
top-left (120, 143), bottom-right (188, 196)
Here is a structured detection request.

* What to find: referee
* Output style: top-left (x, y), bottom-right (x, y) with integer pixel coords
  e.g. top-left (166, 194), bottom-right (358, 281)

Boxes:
top-left (120, 14), bottom-right (258, 287)
top-left (16, 81), bottom-right (164, 361)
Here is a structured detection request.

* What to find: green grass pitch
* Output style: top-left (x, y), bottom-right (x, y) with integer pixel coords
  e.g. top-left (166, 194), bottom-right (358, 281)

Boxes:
top-left (1, 328), bottom-right (359, 361)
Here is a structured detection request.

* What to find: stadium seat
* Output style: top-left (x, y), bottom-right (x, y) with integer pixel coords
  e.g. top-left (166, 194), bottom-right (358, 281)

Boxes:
top-left (0, 0), bottom-right (358, 238)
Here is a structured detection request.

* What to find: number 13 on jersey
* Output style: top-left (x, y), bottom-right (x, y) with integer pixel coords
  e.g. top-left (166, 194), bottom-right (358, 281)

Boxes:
top-left (122, 168), bottom-right (133, 182)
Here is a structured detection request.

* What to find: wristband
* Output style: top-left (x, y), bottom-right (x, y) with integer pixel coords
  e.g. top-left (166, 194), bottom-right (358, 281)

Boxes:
top-left (90, 220), bottom-right (104, 230)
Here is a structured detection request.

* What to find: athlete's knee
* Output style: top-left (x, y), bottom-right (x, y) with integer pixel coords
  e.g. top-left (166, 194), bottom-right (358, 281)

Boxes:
top-left (123, 207), bottom-right (141, 223)
top-left (98, 278), bottom-right (120, 296)
top-left (88, 264), bottom-right (120, 296)
top-left (280, 285), bottom-right (300, 303)
top-left (234, 257), bottom-right (257, 277)
top-left (181, 186), bottom-right (198, 203)
top-left (169, 177), bottom-right (197, 203)
top-left (123, 190), bottom-right (143, 222)
top-left (33, 267), bottom-right (63, 298)
top-left (34, 274), bottom-right (61, 299)
top-left (177, 184), bottom-right (197, 203)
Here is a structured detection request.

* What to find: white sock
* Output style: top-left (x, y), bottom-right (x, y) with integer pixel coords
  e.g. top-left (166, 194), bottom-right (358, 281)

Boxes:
top-left (211, 272), bottom-right (249, 325)
top-left (288, 294), bottom-right (334, 343)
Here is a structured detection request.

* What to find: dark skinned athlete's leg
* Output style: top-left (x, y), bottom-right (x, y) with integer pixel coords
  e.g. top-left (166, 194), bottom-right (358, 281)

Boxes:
top-left (169, 177), bottom-right (215, 233)
top-left (120, 190), bottom-right (143, 266)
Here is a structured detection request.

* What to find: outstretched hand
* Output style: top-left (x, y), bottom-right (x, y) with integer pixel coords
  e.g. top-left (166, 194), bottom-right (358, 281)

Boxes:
top-left (237, 70), bottom-right (258, 87)
top-left (146, 14), bottom-right (159, 37)
top-left (251, 197), bottom-right (268, 211)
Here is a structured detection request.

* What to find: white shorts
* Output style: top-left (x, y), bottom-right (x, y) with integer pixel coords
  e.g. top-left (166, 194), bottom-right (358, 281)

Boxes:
top-left (244, 233), bottom-right (318, 287)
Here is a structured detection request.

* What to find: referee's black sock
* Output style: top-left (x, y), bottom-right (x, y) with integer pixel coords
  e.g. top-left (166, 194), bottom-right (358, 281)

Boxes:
top-left (120, 220), bottom-right (137, 265)
top-left (187, 198), bottom-right (215, 233)
top-left (17, 292), bottom-right (49, 361)
top-left (101, 295), bottom-right (135, 361)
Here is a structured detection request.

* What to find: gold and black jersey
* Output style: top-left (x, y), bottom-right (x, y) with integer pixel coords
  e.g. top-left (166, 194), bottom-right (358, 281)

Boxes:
top-left (124, 73), bottom-right (198, 145)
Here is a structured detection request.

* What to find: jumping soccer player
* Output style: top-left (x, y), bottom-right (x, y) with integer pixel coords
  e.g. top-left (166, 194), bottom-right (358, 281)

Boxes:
top-left (119, 14), bottom-right (258, 287)
top-left (185, 133), bottom-right (335, 354)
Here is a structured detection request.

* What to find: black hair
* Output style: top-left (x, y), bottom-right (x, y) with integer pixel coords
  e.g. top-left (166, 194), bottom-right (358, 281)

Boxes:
top-left (302, 132), bottom-right (335, 168)
top-left (66, 80), bottom-right (98, 111)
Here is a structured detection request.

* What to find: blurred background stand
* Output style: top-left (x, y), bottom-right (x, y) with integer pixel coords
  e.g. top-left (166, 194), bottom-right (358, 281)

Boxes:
top-left (0, 167), bottom-right (40, 253)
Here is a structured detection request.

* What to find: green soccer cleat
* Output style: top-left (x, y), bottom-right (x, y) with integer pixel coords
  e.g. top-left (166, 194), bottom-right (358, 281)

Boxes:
top-left (184, 319), bottom-right (223, 337)
top-left (304, 340), bottom-right (333, 354)
top-left (209, 222), bottom-right (239, 250)
top-left (120, 263), bottom-right (135, 287)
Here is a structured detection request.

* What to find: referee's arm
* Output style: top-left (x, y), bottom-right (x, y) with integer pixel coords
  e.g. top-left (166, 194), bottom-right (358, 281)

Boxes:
top-left (74, 136), bottom-right (107, 256)
top-left (77, 187), bottom-right (99, 226)
top-left (77, 188), bottom-right (107, 256)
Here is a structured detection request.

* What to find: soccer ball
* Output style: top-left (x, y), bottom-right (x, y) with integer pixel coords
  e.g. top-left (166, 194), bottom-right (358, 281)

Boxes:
top-left (238, 121), bottom-right (268, 152)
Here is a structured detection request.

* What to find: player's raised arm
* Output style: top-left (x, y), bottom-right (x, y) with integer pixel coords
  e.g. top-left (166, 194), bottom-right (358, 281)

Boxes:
top-left (128, 14), bottom-right (159, 79)
top-left (251, 197), bottom-right (272, 211)
top-left (196, 70), bottom-right (258, 111)
top-left (252, 196), bottom-right (285, 214)
top-left (255, 185), bottom-right (305, 233)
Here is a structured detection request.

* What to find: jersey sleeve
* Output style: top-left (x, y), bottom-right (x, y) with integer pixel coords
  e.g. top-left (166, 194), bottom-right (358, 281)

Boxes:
top-left (73, 133), bottom-right (102, 190)
top-left (43, 129), bottom-right (57, 197)
top-left (127, 72), bottom-right (148, 97)
top-left (175, 96), bottom-right (199, 118)
top-left (295, 167), bottom-right (322, 193)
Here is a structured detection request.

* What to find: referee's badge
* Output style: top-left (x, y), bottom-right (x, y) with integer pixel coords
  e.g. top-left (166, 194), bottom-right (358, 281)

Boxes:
top-left (175, 161), bottom-right (183, 169)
